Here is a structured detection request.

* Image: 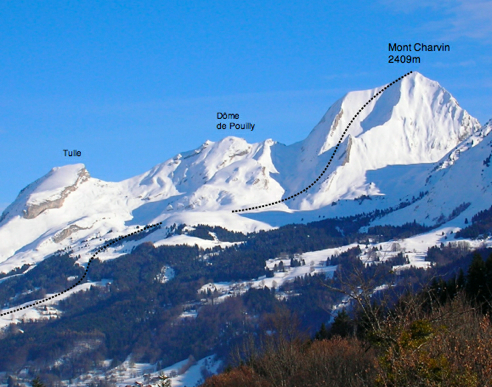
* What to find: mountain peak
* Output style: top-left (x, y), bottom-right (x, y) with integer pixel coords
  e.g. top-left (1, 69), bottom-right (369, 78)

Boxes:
top-left (0, 164), bottom-right (90, 222)
top-left (267, 72), bottom-right (482, 210)
top-left (302, 72), bottom-right (480, 165)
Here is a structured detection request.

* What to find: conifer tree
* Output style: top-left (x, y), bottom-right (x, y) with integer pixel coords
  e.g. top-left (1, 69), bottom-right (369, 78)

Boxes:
top-left (466, 253), bottom-right (486, 302)
top-left (485, 253), bottom-right (492, 293)
top-left (456, 268), bottom-right (465, 290)
top-left (314, 322), bottom-right (329, 341)
top-left (330, 309), bottom-right (353, 338)
top-left (31, 377), bottom-right (45, 387)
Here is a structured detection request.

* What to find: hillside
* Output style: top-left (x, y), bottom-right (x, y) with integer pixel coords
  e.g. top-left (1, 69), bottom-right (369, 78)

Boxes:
top-left (1, 72), bottom-right (492, 386)
top-left (0, 72), bottom-right (490, 275)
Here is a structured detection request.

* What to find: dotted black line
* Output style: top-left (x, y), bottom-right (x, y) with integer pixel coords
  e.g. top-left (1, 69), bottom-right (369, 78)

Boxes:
top-left (0, 222), bottom-right (163, 317)
top-left (232, 71), bottom-right (413, 214)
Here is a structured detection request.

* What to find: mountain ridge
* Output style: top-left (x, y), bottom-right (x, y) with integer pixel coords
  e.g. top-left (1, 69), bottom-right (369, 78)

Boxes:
top-left (0, 71), bottom-right (490, 273)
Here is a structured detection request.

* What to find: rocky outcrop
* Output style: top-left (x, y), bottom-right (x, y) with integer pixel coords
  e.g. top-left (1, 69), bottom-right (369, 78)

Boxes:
top-left (23, 168), bottom-right (90, 219)
top-left (53, 224), bottom-right (87, 243)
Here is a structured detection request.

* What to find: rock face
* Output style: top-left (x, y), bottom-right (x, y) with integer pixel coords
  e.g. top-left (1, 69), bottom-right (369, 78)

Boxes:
top-left (23, 168), bottom-right (90, 219)
top-left (53, 224), bottom-right (87, 243)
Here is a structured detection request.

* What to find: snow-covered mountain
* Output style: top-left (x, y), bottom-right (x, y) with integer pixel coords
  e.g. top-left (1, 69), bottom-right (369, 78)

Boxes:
top-left (0, 71), bottom-right (490, 272)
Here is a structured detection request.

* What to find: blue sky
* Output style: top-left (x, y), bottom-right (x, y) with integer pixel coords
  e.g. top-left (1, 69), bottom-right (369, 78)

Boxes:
top-left (1, 0), bottom-right (491, 209)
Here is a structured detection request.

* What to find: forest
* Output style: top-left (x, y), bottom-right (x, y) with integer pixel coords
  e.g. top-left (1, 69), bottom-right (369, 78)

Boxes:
top-left (0, 209), bottom-right (489, 386)
top-left (201, 251), bottom-right (492, 387)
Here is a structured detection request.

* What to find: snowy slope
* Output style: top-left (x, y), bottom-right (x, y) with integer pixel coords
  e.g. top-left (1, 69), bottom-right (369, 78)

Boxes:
top-left (271, 72), bottom-right (482, 210)
top-left (0, 72), bottom-right (490, 273)
top-left (371, 119), bottom-right (492, 228)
